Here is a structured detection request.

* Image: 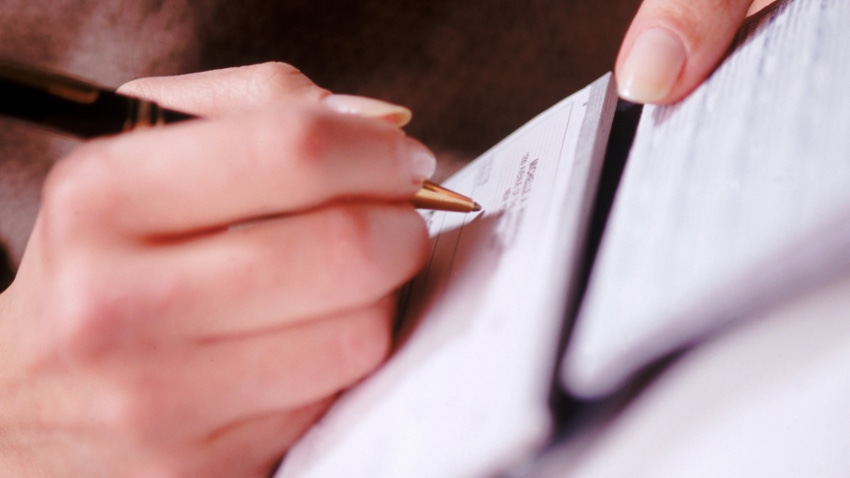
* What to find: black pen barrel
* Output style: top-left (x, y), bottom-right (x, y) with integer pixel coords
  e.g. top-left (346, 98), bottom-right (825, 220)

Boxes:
top-left (0, 77), bottom-right (193, 139)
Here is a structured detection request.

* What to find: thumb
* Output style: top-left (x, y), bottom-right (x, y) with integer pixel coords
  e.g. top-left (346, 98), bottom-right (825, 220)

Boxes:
top-left (615, 0), bottom-right (757, 104)
top-left (118, 62), bottom-right (413, 126)
top-left (116, 62), bottom-right (331, 117)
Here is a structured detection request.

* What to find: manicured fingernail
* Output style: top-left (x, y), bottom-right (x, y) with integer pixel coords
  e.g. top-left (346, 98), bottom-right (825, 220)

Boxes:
top-left (618, 27), bottom-right (686, 104)
top-left (404, 137), bottom-right (436, 182)
top-left (323, 94), bottom-right (413, 127)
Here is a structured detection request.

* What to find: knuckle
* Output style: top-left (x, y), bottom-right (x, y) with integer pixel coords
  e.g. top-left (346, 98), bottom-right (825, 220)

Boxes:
top-left (320, 205), bottom-right (377, 273)
top-left (313, 206), bottom-right (381, 304)
top-left (52, 280), bottom-right (127, 360)
top-left (41, 144), bottom-right (118, 239)
top-left (100, 388), bottom-right (146, 433)
top-left (98, 384), bottom-right (166, 447)
top-left (245, 61), bottom-right (326, 103)
top-left (49, 267), bottom-right (172, 362)
top-left (245, 107), bottom-right (326, 174)
top-left (286, 108), bottom-right (332, 164)
top-left (315, 206), bottom-right (428, 305)
top-left (334, 306), bottom-right (393, 378)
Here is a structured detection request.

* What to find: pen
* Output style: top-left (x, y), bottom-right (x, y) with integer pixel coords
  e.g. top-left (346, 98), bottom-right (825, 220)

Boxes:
top-left (0, 60), bottom-right (481, 213)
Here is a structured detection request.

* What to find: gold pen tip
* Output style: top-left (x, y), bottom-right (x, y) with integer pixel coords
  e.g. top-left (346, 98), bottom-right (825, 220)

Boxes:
top-left (472, 202), bottom-right (482, 212)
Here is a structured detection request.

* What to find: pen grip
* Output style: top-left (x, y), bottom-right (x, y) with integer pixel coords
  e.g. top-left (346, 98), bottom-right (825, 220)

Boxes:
top-left (0, 63), bottom-right (478, 213)
top-left (124, 98), bottom-right (195, 132)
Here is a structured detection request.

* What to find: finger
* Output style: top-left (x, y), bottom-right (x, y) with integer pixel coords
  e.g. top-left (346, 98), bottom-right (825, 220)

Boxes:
top-left (44, 104), bottom-right (436, 238)
top-left (117, 62), bottom-right (413, 126)
top-left (615, 0), bottom-right (755, 104)
top-left (129, 204), bottom-right (428, 337)
top-left (200, 400), bottom-right (332, 476)
top-left (151, 298), bottom-right (395, 429)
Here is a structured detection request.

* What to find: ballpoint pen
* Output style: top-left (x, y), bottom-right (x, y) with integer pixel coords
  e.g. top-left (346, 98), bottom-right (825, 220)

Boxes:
top-left (0, 60), bottom-right (481, 213)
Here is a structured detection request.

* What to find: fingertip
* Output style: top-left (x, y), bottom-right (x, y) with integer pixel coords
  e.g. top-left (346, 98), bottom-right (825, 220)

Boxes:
top-left (616, 26), bottom-right (687, 104)
top-left (616, 0), bottom-right (755, 104)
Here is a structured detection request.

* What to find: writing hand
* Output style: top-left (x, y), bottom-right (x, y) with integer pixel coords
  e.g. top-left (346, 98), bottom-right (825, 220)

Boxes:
top-left (0, 63), bottom-right (433, 477)
top-left (616, 0), bottom-right (777, 104)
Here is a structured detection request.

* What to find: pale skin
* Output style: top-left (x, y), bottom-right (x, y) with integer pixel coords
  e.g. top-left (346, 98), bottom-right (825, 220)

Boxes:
top-left (616, 0), bottom-right (778, 104)
top-left (0, 64), bottom-right (433, 476)
top-left (0, 0), bottom-right (780, 476)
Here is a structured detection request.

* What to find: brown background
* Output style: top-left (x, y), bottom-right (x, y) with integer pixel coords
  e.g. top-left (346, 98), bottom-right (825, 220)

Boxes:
top-left (0, 0), bottom-right (641, 277)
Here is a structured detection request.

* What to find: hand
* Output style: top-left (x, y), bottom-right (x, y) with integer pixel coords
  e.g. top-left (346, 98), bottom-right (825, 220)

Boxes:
top-left (615, 0), bottom-right (777, 104)
top-left (0, 63), bottom-right (433, 477)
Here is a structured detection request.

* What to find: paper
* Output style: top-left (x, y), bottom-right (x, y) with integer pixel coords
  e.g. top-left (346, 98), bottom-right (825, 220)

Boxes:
top-left (278, 74), bottom-right (617, 478)
top-left (562, 0), bottom-right (850, 398)
top-left (534, 260), bottom-right (850, 478)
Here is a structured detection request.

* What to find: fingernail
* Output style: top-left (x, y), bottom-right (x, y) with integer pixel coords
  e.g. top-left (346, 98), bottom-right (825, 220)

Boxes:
top-left (618, 27), bottom-right (686, 104)
top-left (404, 137), bottom-right (436, 182)
top-left (323, 94), bottom-right (413, 127)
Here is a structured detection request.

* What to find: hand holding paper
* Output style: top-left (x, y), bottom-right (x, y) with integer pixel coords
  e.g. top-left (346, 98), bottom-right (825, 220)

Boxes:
top-left (616, 0), bottom-right (777, 103)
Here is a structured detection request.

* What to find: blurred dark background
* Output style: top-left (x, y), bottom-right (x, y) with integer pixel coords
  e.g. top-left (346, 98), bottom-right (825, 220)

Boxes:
top-left (194, 0), bottom-right (642, 166)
